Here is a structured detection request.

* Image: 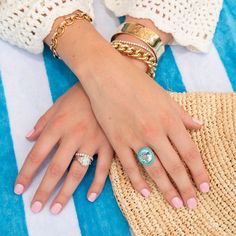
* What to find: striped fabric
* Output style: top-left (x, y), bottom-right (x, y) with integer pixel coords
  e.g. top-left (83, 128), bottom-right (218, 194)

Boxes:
top-left (0, 0), bottom-right (235, 235)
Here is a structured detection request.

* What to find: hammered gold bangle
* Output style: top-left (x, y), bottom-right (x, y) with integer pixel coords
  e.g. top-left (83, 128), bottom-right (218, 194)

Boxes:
top-left (50, 11), bottom-right (92, 59)
top-left (111, 41), bottom-right (157, 79)
top-left (112, 22), bottom-right (165, 60)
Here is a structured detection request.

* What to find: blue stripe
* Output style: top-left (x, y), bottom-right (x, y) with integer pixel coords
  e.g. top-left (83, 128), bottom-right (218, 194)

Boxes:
top-left (43, 46), bottom-right (131, 236)
top-left (0, 73), bottom-right (28, 236)
top-left (213, 0), bottom-right (236, 91)
top-left (155, 46), bottom-right (186, 92)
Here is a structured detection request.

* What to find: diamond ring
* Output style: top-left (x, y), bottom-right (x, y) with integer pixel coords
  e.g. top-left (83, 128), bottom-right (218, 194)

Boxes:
top-left (73, 152), bottom-right (93, 167)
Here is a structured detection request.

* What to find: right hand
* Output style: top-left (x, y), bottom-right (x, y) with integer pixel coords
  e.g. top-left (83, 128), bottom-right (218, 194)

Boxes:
top-left (81, 50), bottom-right (210, 210)
top-left (45, 16), bottom-right (210, 209)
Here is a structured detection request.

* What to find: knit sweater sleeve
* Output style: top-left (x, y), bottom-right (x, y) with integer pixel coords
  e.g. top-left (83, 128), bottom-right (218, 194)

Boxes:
top-left (104, 0), bottom-right (223, 52)
top-left (0, 0), bottom-right (94, 53)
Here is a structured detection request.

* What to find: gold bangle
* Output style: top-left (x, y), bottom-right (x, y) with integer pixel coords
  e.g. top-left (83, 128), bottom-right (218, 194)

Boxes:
top-left (111, 41), bottom-right (157, 79)
top-left (111, 22), bottom-right (165, 60)
top-left (50, 11), bottom-right (92, 59)
top-left (112, 39), bottom-right (156, 60)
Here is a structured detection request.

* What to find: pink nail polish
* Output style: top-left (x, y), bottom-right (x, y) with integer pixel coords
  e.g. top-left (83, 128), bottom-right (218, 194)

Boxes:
top-left (26, 128), bottom-right (35, 138)
top-left (50, 203), bottom-right (62, 215)
top-left (31, 201), bottom-right (42, 213)
top-left (187, 197), bottom-right (197, 209)
top-left (192, 117), bottom-right (203, 125)
top-left (200, 182), bottom-right (210, 193)
top-left (14, 184), bottom-right (24, 195)
top-left (88, 193), bottom-right (97, 202)
top-left (171, 197), bottom-right (183, 209)
top-left (141, 188), bottom-right (151, 197)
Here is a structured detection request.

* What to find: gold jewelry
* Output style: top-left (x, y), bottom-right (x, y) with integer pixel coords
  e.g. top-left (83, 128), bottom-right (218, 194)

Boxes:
top-left (50, 11), bottom-right (92, 59)
top-left (111, 22), bottom-right (165, 59)
top-left (112, 40), bottom-right (156, 60)
top-left (111, 41), bottom-right (157, 79)
top-left (73, 152), bottom-right (93, 167)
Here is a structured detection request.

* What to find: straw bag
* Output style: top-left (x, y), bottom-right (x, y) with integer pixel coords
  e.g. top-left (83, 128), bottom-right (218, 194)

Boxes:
top-left (109, 92), bottom-right (236, 236)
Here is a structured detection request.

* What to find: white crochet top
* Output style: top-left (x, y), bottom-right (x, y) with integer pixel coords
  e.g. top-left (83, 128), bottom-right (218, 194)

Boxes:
top-left (0, 0), bottom-right (222, 53)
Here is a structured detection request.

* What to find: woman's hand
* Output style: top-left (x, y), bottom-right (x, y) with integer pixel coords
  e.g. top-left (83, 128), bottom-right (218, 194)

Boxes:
top-left (44, 15), bottom-right (210, 210)
top-left (82, 52), bottom-right (209, 209)
top-left (14, 83), bottom-right (113, 214)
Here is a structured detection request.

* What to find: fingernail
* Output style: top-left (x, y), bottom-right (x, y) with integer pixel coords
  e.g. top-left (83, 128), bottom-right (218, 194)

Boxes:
top-left (26, 128), bottom-right (35, 138)
top-left (187, 197), bottom-right (197, 209)
top-left (171, 197), bottom-right (183, 209)
top-left (31, 201), bottom-right (42, 213)
top-left (200, 182), bottom-right (210, 193)
top-left (192, 117), bottom-right (203, 125)
top-left (88, 193), bottom-right (97, 202)
top-left (50, 203), bottom-right (62, 215)
top-left (141, 188), bottom-right (151, 197)
top-left (14, 184), bottom-right (24, 195)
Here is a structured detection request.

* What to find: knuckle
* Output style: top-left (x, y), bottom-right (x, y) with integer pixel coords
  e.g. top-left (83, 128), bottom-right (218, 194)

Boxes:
top-left (35, 188), bottom-right (50, 198)
top-left (124, 164), bottom-right (136, 175)
top-left (70, 167), bottom-right (84, 181)
top-left (18, 172), bottom-right (31, 184)
top-left (139, 119), bottom-right (157, 139)
top-left (153, 165), bottom-right (166, 179)
top-left (168, 163), bottom-right (185, 177)
top-left (161, 112), bottom-right (175, 127)
top-left (58, 191), bottom-right (70, 201)
top-left (48, 163), bottom-right (63, 178)
top-left (182, 148), bottom-right (201, 163)
top-left (52, 114), bottom-right (67, 129)
top-left (36, 115), bottom-right (47, 129)
top-left (27, 151), bottom-right (41, 165)
top-left (180, 186), bottom-right (195, 197)
top-left (97, 164), bottom-right (109, 175)
top-left (162, 188), bottom-right (178, 200)
top-left (73, 121), bottom-right (87, 135)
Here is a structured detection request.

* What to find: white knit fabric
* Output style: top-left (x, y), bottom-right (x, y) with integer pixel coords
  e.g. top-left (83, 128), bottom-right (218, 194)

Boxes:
top-left (0, 0), bottom-right (222, 53)
top-left (105, 0), bottom-right (223, 52)
top-left (0, 0), bottom-right (94, 53)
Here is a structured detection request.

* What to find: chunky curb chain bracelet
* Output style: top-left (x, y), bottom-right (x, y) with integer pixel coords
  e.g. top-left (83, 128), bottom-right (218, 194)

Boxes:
top-left (111, 41), bottom-right (157, 78)
top-left (50, 11), bottom-right (92, 59)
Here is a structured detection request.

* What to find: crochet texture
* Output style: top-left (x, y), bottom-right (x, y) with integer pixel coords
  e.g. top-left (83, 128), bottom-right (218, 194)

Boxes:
top-left (0, 0), bottom-right (222, 53)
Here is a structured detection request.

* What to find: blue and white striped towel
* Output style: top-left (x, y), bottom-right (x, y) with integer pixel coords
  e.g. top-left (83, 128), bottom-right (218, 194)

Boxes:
top-left (0, 0), bottom-right (235, 235)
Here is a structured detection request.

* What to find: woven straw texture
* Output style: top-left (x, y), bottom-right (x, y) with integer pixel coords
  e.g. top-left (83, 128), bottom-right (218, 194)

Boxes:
top-left (109, 92), bottom-right (236, 236)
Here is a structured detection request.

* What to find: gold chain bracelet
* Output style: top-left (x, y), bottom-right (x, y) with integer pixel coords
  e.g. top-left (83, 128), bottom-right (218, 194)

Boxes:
top-left (111, 41), bottom-right (157, 78)
top-left (50, 11), bottom-right (92, 58)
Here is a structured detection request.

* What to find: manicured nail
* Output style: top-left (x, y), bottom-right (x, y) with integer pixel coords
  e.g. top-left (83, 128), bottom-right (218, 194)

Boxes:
top-left (14, 184), bottom-right (24, 195)
top-left (187, 197), bottom-right (197, 209)
top-left (31, 201), bottom-right (42, 213)
top-left (26, 128), bottom-right (35, 138)
top-left (200, 182), bottom-right (210, 193)
top-left (171, 197), bottom-right (183, 209)
top-left (141, 188), bottom-right (151, 197)
top-left (192, 117), bottom-right (203, 125)
top-left (50, 203), bottom-right (62, 215)
top-left (88, 193), bottom-right (97, 202)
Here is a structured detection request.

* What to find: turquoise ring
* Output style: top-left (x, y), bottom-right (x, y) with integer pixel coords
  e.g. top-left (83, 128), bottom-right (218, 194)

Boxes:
top-left (137, 147), bottom-right (155, 166)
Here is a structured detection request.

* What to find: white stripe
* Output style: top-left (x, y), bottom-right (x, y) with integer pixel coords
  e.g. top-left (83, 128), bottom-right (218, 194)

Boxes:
top-left (0, 40), bottom-right (81, 236)
top-left (171, 44), bottom-right (233, 92)
top-left (94, 0), bottom-right (119, 41)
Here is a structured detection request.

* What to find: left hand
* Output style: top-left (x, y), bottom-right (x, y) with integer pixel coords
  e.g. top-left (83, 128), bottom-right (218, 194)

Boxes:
top-left (14, 83), bottom-right (113, 214)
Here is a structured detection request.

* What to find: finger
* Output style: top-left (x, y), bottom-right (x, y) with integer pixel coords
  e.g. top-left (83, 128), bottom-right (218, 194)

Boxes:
top-left (171, 100), bottom-right (203, 130)
top-left (168, 122), bottom-right (210, 194)
top-left (116, 147), bottom-right (151, 197)
top-left (50, 149), bottom-right (95, 215)
top-left (30, 139), bottom-right (78, 213)
top-left (87, 146), bottom-right (114, 202)
top-left (14, 128), bottom-right (59, 195)
top-left (26, 101), bottom-right (61, 141)
top-left (135, 147), bottom-right (184, 209)
top-left (150, 136), bottom-right (197, 209)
